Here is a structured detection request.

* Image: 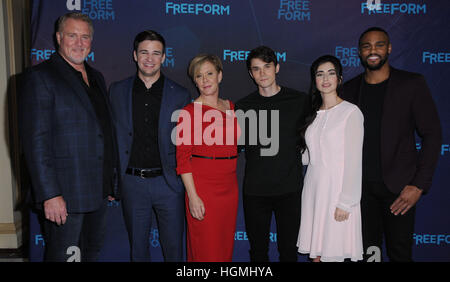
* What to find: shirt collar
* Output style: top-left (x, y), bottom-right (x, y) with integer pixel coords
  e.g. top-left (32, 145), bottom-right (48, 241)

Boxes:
top-left (134, 73), bottom-right (165, 91)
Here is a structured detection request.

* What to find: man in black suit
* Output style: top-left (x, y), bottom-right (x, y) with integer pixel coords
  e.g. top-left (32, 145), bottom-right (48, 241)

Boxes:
top-left (19, 12), bottom-right (118, 261)
top-left (342, 27), bottom-right (442, 261)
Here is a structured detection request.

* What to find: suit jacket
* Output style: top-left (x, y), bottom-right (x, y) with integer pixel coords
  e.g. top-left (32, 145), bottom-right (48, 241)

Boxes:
top-left (109, 75), bottom-right (191, 193)
top-left (19, 53), bottom-right (119, 213)
top-left (342, 67), bottom-right (442, 194)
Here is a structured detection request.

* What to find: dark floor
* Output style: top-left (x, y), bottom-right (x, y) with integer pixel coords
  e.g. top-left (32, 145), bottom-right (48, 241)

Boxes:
top-left (0, 245), bottom-right (28, 262)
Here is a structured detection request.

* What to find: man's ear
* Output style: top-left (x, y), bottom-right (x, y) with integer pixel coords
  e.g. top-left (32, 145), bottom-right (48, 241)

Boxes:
top-left (56, 32), bottom-right (61, 46)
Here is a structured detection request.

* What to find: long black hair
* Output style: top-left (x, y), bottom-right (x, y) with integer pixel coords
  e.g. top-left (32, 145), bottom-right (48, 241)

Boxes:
top-left (298, 55), bottom-right (343, 153)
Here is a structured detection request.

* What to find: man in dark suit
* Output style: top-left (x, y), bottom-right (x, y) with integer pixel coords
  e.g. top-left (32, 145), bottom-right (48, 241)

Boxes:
top-left (109, 30), bottom-right (191, 261)
top-left (342, 27), bottom-right (442, 261)
top-left (19, 12), bottom-right (119, 262)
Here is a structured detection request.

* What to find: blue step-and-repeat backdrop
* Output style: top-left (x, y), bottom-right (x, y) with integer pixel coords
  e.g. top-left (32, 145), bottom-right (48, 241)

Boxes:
top-left (28, 0), bottom-right (450, 262)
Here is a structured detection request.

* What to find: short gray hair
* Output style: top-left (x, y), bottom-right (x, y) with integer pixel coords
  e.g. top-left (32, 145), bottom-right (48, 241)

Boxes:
top-left (57, 12), bottom-right (94, 37)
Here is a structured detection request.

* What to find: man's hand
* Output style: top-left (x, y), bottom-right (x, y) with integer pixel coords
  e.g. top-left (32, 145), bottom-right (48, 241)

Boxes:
top-left (44, 196), bottom-right (68, 225)
top-left (390, 185), bottom-right (423, 216)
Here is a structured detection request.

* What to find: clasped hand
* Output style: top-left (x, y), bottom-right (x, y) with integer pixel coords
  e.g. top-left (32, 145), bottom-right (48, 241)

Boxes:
top-left (334, 207), bottom-right (349, 222)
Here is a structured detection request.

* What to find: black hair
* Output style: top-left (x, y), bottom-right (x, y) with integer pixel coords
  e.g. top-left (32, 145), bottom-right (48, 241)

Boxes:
top-left (133, 30), bottom-right (166, 54)
top-left (246, 46), bottom-right (278, 71)
top-left (298, 55), bottom-right (343, 153)
top-left (358, 26), bottom-right (390, 47)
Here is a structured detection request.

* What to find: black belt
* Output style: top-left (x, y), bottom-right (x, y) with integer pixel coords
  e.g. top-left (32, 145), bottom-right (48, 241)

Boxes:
top-left (192, 154), bottom-right (238, 160)
top-left (126, 167), bottom-right (163, 178)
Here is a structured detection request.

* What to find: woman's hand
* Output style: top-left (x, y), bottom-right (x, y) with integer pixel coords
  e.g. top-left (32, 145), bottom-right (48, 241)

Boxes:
top-left (180, 172), bottom-right (205, 221)
top-left (334, 207), bottom-right (350, 222)
top-left (188, 194), bottom-right (205, 221)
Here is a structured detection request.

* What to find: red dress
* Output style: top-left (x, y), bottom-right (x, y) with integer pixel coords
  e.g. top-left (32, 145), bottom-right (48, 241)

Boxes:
top-left (176, 101), bottom-right (240, 262)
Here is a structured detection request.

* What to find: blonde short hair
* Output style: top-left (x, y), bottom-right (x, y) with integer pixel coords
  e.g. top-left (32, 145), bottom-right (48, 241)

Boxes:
top-left (188, 54), bottom-right (223, 81)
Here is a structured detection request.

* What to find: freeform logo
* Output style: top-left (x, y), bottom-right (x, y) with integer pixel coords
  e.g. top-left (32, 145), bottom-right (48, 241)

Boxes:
top-left (235, 231), bottom-right (277, 242)
top-left (335, 46), bottom-right (361, 67)
top-left (66, 0), bottom-right (115, 20)
top-left (150, 228), bottom-right (160, 248)
top-left (35, 234), bottom-right (45, 246)
top-left (30, 49), bottom-right (95, 63)
top-left (414, 234), bottom-right (450, 245)
top-left (223, 49), bottom-right (287, 63)
top-left (441, 144), bottom-right (450, 155)
top-left (278, 0), bottom-right (311, 22)
top-left (171, 104), bottom-right (280, 157)
top-left (361, 1), bottom-right (426, 15)
top-left (163, 47), bottom-right (175, 68)
top-left (416, 143), bottom-right (450, 156)
top-left (422, 52), bottom-right (450, 64)
top-left (166, 2), bottom-right (230, 16)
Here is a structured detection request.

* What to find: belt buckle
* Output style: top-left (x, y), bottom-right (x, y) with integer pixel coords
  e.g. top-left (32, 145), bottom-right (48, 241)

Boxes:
top-left (140, 169), bottom-right (147, 179)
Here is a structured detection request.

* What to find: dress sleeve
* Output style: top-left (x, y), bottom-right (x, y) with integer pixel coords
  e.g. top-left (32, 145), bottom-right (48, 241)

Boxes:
top-left (302, 148), bottom-right (310, 165)
top-left (176, 106), bottom-right (194, 175)
top-left (337, 108), bottom-right (364, 213)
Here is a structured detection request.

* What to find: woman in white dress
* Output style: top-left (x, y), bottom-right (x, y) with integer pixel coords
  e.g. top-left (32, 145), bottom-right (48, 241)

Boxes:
top-left (297, 55), bottom-right (364, 262)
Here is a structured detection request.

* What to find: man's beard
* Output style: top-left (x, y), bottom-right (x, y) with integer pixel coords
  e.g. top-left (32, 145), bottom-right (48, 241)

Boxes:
top-left (361, 53), bottom-right (389, 70)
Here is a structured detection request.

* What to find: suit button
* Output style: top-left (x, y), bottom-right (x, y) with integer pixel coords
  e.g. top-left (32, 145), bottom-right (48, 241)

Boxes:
top-left (129, 132), bottom-right (132, 136)
top-left (125, 150), bottom-right (129, 154)
top-left (98, 134), bottom-right (103, 138)
top-left (98, 156), bottom-right (103, 160)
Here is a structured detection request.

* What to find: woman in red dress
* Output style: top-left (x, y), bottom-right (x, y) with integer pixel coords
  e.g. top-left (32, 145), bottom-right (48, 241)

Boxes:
top-left (176, 54), bottom-right (240, 262)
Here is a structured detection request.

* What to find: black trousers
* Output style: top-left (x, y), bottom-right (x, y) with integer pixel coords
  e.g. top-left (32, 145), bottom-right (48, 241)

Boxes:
top-left (361, 181), bottom-right (416, 262)
top-left (243, 191), bottom-right (301, 262)
top-left (42, 198), bottom-right (109, 262)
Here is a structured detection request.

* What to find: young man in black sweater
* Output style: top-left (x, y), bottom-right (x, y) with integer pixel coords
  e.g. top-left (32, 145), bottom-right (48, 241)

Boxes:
top-left (235, 46), bottom-right (310, 262)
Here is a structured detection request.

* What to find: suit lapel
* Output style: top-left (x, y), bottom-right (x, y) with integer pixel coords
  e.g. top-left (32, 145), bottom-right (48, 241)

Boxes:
top-left (160, 78), bottom-right (173, 126)
top-left (124, 76), bottom-right (135, 130)
top-left (382, 67), bottom-right (398, 112)
top-left (50, 54), bottom-right (98, 119)
top-left (380, 67), bottom-right (398, 142)
top-left (51, 54), bottom-right (101, 119)
top-left (158, 78), bottom-right (174, 156)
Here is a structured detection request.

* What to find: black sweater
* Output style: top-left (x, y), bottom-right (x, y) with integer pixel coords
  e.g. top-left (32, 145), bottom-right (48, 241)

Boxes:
top-left (236, 86), bottom-right (310, 196)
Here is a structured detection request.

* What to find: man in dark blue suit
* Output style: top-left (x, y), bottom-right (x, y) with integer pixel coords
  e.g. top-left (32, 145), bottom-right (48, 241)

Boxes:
top-left (19, 13), bottom-right (119, 261)
top-left (109, 30), bottom-right (191, 261)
